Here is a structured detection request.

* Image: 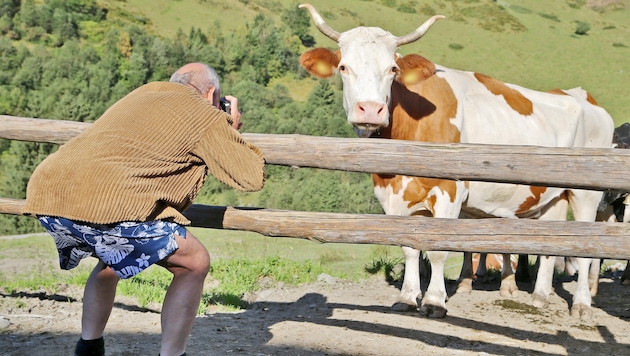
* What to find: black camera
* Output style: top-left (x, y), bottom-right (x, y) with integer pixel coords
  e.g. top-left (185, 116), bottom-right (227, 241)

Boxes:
top-left (219, 97), bottom-right (231, 114)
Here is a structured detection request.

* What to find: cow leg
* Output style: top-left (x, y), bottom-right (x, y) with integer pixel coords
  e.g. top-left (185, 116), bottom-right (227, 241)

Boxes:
top-left (564, 257), bottom-right (579, 277)
top-left (589, 259), bottom-right (601, 296)
top-left (392, 246), bottom-right (422, 312)
top-left (515, 254), bottom-right (531, 283)
top-left (532, 255), bottom-right (556, 309)
top-left (393, 247), bottom-right (451, 318)
top-left (456, 252), bottom-right (475, 294)
top-left (419, 250), bottom-right (449, 318)
top-left (622, 261), bottom-right (630, 285)
top-left (532, 195), bottom-right (569, 310)
top-left (601, 203), bottom-right (630, 286)
top-left (567, 189), bottom-right (602, 320)
top-left (475, 253), bottom-right (489, 281)
top-left (569, 258), bottom-right (594, 319)
top-left (499, 253), bottom-right (518, 297)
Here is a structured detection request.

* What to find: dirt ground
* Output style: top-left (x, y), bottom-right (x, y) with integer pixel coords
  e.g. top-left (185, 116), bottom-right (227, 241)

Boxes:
top-left (1, 265), bottom-right (629, 356)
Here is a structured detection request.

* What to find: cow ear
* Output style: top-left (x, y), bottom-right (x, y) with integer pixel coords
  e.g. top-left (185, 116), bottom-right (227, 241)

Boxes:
top-left (300, 48), bottom-right (340, 78)
top-left (395, 54), bottom-right (436, 85)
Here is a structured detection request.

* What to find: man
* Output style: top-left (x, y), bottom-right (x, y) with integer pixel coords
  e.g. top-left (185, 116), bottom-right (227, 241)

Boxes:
top-left (23, 62), bottom-right (265, 356)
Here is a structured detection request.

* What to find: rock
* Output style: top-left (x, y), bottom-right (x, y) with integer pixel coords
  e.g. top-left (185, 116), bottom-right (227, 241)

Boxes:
top-left (0, 316), bottom-right (10, 329)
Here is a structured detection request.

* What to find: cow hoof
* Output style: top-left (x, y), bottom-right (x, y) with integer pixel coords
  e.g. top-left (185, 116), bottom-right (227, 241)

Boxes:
top-left (456, 278), bottom-right (473, 294)
top-left (391, 302), bottom-right (417, 312)
top-left (571, 303), bottom-right (593, 320)
top-left (419, 303), bottom-right (447, 318)
top-left (500, 280), bottom-right (519, 298)
top-left (500, 287), bottom-right (518, 298)
top-left (531, 293), bottom-right (549, 309)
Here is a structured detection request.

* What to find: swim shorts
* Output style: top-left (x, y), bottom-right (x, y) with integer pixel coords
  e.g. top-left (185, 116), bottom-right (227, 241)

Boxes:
top-left (38, 216), bottom-right (187, 279)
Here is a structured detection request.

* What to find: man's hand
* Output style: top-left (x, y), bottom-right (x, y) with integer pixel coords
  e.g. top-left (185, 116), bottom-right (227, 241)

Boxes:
top-left (224, 95), bottom-right (243, 130)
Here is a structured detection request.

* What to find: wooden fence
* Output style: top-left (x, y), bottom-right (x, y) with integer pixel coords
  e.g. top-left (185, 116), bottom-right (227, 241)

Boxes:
top-left (1, 115), bottom-right (630, 260)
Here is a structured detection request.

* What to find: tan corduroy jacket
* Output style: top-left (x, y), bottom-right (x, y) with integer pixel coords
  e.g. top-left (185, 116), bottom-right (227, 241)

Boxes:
top-left (24, 82), bottom-right (265, 225)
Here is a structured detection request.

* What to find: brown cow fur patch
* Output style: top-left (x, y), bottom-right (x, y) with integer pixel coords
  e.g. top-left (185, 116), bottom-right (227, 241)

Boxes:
top-left (548, 88), bottom-right (600, 106)
top-left (388, 75), bottom-right (460, 143)
top-left (547, 88), bottom-right (566, 96)
top-left (516, 186), bottom-right (547, 214)
top-left (474, 73), bottom-right (533, 116)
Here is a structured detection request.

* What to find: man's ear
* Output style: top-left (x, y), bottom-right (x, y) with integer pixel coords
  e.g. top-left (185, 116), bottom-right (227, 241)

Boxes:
top-left (206, 87), bottom-right (217, 105)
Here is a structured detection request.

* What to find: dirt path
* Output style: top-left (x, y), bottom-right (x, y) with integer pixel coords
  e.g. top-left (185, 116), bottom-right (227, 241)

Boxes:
top-left (1, 272), bottom-right (629, 356)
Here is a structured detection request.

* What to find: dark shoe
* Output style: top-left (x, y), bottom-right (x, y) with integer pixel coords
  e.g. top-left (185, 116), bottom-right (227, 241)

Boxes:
top-left (74, 337), bottom-right (105, 356)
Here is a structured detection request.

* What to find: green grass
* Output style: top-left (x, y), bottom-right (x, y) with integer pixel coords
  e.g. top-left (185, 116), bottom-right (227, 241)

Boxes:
top-left (0, 230), bottom-right (466, 313)
top-left (6, 234), bottom-right (623, 314)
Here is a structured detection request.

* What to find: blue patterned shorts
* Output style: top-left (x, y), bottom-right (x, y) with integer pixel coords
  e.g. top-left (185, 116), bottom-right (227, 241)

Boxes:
top-left (38, 216), bottom-right (187, 279)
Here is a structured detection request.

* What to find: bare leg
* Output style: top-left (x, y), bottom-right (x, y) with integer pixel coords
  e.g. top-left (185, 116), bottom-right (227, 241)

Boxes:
top-left (158, 230), bottom-right (210, 356)
top-left (81, 260), bottom-right (119, 340)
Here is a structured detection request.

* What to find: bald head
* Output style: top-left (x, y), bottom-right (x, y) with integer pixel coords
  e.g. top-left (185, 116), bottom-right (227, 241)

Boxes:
top-left (170, 62), bottom-right (221, 102)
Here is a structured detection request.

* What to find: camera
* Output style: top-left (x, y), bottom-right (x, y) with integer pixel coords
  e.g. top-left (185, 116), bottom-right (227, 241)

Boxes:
top-left (219, 97), bottom-right (231, 114)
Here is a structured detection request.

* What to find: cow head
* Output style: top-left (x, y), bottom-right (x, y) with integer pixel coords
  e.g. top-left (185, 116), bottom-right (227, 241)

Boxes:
top-left (299, 3), bottom-right (444, 138)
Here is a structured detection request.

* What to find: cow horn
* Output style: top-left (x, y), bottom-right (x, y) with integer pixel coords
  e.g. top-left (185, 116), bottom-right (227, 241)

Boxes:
top-left (299, 4), bottom-right (341, 42)
top-left (395, 15), bottom-right (445, 46)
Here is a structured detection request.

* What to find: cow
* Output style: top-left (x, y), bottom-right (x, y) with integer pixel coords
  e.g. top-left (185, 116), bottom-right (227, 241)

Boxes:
top-left (595, 123), bottom-right (630, 286)
top-left (298, 3), bottom-right (615, 320)
top-left (596, 192), bottom-right (630, 286)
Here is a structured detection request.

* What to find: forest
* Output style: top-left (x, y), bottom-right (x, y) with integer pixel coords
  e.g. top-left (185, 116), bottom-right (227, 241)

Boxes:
top-left (0, 0), bottom-right (383, 235)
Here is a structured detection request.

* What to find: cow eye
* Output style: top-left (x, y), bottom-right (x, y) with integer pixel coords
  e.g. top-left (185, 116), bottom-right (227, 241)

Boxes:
top-left (390, 67), bottom-right (399, 75)
top-left (338, 65), bottom-right (347, 73)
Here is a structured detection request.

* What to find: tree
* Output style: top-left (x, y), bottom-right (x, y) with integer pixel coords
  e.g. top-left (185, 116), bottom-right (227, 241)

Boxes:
top-left (282, 4), bottom-right (315, 47)
top-left (0, 0), bottom-right (20, 19)
top-left (0, 141), bottom-right (56, 234)
top-left (18, 0), bottom-right (39, 28)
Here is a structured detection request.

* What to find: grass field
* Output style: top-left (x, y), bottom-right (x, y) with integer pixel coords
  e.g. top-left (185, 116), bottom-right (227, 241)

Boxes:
top-left (2, 230), bottom-right (468, 311)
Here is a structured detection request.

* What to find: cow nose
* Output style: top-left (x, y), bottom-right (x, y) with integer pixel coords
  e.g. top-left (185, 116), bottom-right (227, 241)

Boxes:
top-left (353, 101), bottom-right (387, 126)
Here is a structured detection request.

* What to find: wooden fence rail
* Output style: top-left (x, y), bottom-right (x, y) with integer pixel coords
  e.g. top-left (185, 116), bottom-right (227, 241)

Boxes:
top-left (2, 198), bottom-right (629, 260)
top-left (3, 115), bottom-right (630, 191)
top-left (2, 115), bottom-right (630, 260)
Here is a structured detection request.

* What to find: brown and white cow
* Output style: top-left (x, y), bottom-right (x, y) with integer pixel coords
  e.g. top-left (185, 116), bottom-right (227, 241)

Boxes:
top-left (298, 3), bottom-right (615, 319)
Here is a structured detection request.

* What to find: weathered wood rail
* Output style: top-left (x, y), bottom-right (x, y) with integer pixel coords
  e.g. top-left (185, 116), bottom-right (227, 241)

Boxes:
top-left (3, 115), bottom-right (630, 191)
top-left (1, 115), bottom-right (629, 260)
top-left (2, 198), bottom-right (629, 260)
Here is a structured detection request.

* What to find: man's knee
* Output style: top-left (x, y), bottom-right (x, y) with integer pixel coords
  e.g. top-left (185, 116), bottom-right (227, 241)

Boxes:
top-left (183, 231), bottom-right (211, 273)
top-left (166, 245), bottom-right (210, 276)
top-left (194, 248), bottom-right (211, 275)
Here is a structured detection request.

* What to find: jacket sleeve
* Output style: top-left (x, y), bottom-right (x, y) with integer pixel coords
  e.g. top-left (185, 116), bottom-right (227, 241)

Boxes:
top-left (191, 118), bottom-right (266, 192)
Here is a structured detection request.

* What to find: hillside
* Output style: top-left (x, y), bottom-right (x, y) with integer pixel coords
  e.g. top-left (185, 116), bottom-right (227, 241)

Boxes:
top-left (105, 0), bottom-right (630, 125)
